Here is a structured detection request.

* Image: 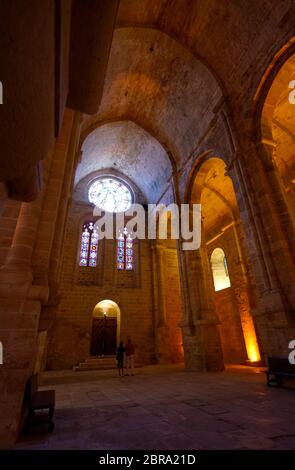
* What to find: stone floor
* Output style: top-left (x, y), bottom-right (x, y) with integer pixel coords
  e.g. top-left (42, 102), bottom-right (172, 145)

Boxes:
top-left (16, 364), bottom-right (295, 450)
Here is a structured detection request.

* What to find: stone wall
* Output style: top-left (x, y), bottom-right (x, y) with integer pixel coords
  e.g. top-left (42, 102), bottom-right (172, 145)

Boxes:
top-left (207, 224), bottom-right (258, 365)
top-left (46, 203), bottom-right (183, 369)
top-left (153, 242), bottom-right (184, 364)
top-left (0, 200), bottom-right (20, 265)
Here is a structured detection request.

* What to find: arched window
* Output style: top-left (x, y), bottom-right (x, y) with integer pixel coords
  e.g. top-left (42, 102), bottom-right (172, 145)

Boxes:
top-left (210, 248), bottom-right (231, 291)
top-left (117, 227), bottom-right (133, 271)
top-left (79, 221), bottom-right (98, 267)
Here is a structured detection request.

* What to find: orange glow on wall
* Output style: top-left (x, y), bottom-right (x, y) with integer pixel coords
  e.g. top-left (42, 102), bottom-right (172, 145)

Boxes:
top-left (241, 313), bottom-right (261, 362)
top-left (245, 335), bottom-right (261, 362)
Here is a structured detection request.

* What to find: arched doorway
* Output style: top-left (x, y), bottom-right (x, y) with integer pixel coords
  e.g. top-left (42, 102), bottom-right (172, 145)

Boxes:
top-left (90, 300), bottom-right (121, 356)
top-left (190, 156), bottom-right (261, 365)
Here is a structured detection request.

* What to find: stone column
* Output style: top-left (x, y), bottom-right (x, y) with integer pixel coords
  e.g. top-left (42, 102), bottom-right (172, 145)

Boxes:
top-left (0, 199), bottom-right (43, 448)
top-left (155, 244), bottom-right (167, 327)
top-left (151, 243), bottom-right (160, 361)
top-left (178, 227), bottom-right (224, 372)
top-left (258, 139), bottom-right (295, 257)
top-left (199, 225), bottom-right (224, 372)
top-left (151, 243), bottom-right (168, 363)
top-left (0, 151), bottom-right (54, 448)
top-left (231, 219), bottom-right (261, 363)
top-left (228, 136), bottom-right (295, 361)
top-left (49, 116), bottom-right (82, 289)
top-left (31, 109), bottom-right (75, 287)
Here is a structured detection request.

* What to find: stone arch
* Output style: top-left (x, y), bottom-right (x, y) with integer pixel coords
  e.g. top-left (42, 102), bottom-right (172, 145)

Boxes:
top-left (252, 40), bottom-right (295, 271)
top-left (184, 151), bottom-right (230, 205)
top-left (187, 156), bottom-right (238, 227)
top-left (81, 26), bottom-right (223, 172)
top-left (253, 37), bottom-right (295, 145)
top-left (186, 154), bottom-right (261, 365)
top-left (256, 45), bottom-right (295, 209)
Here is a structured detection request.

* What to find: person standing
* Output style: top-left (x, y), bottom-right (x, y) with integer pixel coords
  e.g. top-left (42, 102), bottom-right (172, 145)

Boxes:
top-left (116, 341), bottom-right (125, 377)
top-left (125, 338), bottom-right (136, 376)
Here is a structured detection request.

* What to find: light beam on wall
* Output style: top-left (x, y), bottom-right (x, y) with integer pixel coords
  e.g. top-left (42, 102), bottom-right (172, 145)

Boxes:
top-left (241, 313), bottom-right (261, 363)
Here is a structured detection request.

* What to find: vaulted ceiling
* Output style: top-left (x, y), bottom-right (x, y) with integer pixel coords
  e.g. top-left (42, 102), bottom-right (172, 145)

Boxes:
top-left (76, 121), bottom-right (171, 203)
top-left (78, 26), bottom-right (221, 201)
top-left (76, 0), bottom-right (295, 204)
top-left (2, 1), bottom-right (294, 204)
top-left (116, 0), bottom-right (295, 103)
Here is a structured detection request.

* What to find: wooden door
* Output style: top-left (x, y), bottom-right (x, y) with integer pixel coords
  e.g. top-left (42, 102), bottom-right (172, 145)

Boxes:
top-left (90, 317), bottom-right (117, 356)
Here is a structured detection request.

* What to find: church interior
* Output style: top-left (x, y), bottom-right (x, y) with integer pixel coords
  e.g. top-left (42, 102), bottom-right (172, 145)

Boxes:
top-left (0, 0), bottom-right (295, 451)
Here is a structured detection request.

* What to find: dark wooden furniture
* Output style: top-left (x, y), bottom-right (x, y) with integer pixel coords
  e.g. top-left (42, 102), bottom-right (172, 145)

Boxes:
top-left (265, 357), bottom-right (295, 387)
top-left (24, 374), bottom-right (55, 432)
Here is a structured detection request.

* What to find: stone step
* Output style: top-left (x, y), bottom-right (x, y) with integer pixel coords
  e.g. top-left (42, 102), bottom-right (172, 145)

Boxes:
top-left (74, 364), bottom-right (116, 371)
top-left (78, 363), bottom-right (115, 368)
top-left (73, 356), bottom-right (141, 372)
top-left (81, 359), bottom-right (116, 366)
top-left (81, 362), bottom-right (116, 367)
top-left (84, 356), bottom-right (116, 363)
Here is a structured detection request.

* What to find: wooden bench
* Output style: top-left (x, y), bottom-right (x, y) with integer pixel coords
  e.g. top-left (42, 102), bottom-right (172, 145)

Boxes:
top-left (265, 357), bottom-right (295, 387)
top-left (24, 373), bottom-right (55, 432)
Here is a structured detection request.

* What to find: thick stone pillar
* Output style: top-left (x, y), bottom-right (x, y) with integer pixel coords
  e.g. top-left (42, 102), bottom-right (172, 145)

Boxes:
top-left (199, 232), bottom-right (224, 372)
top-left (178, 233), bottom-right (224, 372)
top-left (48, 116), bottom-right (82, 288)
top-left (151, 243), bottom-right (159, 361)
top-left (154, 245), bottom-right (167, 327)
top-left (151, 243), bottom-right (167, 362)
top-left (31, 109), bottom-right (75, 287)
top-left (228, 135), bottom-right (295, 361)
top-left (0, 299), bottom-right (41, 448)
top-left (0, 198), bottom-right (44, 447)
top-left (151, 243), bottom-right (160, 362)
top-left (5, 200), bottom-right (42, 273)
top-left (39, 112), bottom-right (81, 334)
top-left (0, 153), bottom-right (53, 448)
top-left (230, 219), bottom-right (261, 363)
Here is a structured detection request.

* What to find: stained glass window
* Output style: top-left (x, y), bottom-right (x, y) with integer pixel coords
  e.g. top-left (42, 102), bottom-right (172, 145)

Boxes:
top-left (88, 177), bottom-right (132, 213)
top-left (79, 221), bottom-right (98, 267)
top-left (117, 227), bottom-right (133, 271)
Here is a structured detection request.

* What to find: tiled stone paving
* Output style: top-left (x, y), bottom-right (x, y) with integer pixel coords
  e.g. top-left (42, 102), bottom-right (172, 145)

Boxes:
top-left (16, 364), bottom-right (295, 450)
